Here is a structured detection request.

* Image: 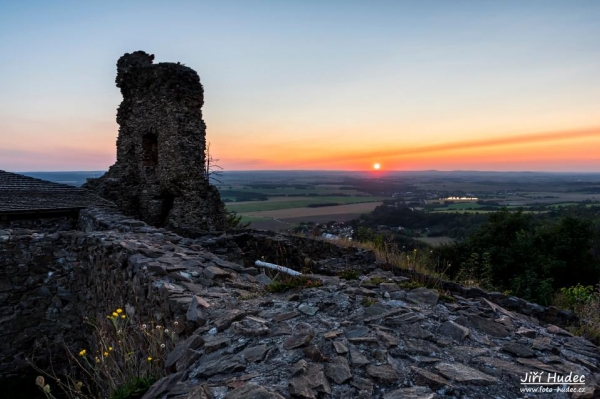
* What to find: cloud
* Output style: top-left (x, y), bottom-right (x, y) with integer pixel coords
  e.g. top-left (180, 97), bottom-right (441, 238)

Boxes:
top-left (327, 126), bottom-right (600, 163)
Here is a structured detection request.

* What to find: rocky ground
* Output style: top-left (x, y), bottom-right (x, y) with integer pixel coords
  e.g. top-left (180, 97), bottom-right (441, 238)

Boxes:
top-left (6, 205), bottom-right (596, 398)
top-left (142, 266), bottom-right (600, 399)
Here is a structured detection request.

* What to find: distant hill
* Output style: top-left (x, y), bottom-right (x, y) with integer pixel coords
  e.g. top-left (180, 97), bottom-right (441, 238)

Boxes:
top-left (19, 171), bottom-right (106, 187)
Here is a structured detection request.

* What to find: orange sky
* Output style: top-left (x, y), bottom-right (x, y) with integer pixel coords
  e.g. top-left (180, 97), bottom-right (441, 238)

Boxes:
top-left (210, 126), bottom-right (600, 172)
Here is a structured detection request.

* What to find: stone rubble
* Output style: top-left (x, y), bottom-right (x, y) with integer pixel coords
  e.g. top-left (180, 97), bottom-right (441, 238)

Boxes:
top-left (136, 260), bottom-right (600, 398)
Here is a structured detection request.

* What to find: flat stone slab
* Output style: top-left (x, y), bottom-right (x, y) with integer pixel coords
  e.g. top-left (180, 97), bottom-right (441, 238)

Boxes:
top-left (502, 342), bottom-right (536, 358)
top-left (435, 362), bottom-right (498, 385)
top-left (325, 356), bottom-right (352, 384)
top-left (406, 287), bottom-right (439, 306)
top-left (298, 303), bottom-right (319, 316)
top-left (203, 336), bottom-right (230, 353)
top-left (350, 349), bottom-right (370, 366)
top-left (411, 366), bottom-right (453, 389)
top-left (272, 311), bottom-right (300, 322)
top-left (283, 323), bottom-right (315, 350)
top-left (439, 320), bottom-right (470, 341)
top-left (366, 364), bottom-right (399, 383)
top-left (203, 265), bottom-right (230, 280)
top-left (376, 329), bottom-right (399, 347)
top-left (225, 384), bottom-right (285, 399)
top-left (242, 345), bottom-right (270, 363)
top-left (383, 386), bottom-right (435, 399)
top-left (344, 325), bottom-right (370, 338)
top-left (333, 341), bottom-right (348, 354)
top-left (379, 282), bottom-right (401, 292)
top-left (288, 361), bottom-right (331, 399)
top-left (472, 356), bottom-right (531, 377)
top-left (466, 314), bottom-right (511, 338)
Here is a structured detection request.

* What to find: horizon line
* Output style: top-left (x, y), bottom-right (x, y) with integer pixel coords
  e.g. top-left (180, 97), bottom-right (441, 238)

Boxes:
top-left (12, 169), bottom-right (600, 174)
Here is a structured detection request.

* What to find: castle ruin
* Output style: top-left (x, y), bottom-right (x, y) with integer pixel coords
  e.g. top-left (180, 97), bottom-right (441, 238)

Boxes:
top-left (85, 51), bottom-right (226, 232)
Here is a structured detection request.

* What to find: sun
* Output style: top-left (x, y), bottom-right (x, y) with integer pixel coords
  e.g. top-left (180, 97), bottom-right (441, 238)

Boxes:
top-left (373, 163), bottom-right (381, 170)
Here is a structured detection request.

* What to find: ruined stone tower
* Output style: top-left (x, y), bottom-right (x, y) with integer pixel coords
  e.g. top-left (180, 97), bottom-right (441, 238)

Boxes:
top-left (85, 51), bottom-right (226, 232)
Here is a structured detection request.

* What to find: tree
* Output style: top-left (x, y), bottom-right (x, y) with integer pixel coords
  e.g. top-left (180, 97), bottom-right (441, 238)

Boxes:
top-left (204, 142), bottom-right (223, 184)
top-left (226, 209), bottom-right (250, 230)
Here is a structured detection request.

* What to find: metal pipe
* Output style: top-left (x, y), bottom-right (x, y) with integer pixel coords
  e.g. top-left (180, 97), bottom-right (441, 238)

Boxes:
top-left (254, 260), bottom-right (302, 276)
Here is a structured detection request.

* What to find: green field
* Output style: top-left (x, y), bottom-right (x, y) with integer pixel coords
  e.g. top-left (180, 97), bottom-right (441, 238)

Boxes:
top-left (218, 185), bottom-right (368, 196)
top-left (433, 202), bottom-right (485, 211)
top-left (226, 196), bottom-right (387, 213)
top-left (431, 209), bottom-right (546, 214)
top-left (238, 215), bottom-right (271, 222)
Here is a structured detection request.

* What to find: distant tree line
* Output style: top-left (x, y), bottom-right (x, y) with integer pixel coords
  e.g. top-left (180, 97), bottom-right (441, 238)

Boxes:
top-left (435, 208), bottom-right (600, 304)
top-left (355, 204), bottom-right (487, 239)
top-left (220, 190), bottom-right (269, 202)
top-left (354, 204), bottom-right (600, 305)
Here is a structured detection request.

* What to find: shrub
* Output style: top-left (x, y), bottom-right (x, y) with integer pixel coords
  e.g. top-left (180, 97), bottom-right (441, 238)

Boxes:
top-left (574, 293), bottom-right (600, 345)
top-left (560, 284), bottom-right (595, 308)
top-left (554, 283), bottom-right (600, 345)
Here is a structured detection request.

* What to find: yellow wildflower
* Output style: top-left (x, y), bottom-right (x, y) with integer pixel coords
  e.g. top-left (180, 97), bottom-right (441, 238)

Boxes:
top-left (121, 315), bottom-right (126, 319)
top-left (116, 308), bottom-right (123, 314)
top-left (103, 351), bottom-right (109, 357)
top-left (112, 312), bottom-right (118, 317)
top-left (78, 349), bottom-right (87, 357)
top-left (108, 346), bottom-right (113, 351)
top-left (147, 356), bottom-right (153, 362)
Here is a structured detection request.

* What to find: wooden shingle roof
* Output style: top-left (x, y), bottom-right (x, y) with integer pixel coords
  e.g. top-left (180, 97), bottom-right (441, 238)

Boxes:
top-left (0, 170), bottom-right (112, 214)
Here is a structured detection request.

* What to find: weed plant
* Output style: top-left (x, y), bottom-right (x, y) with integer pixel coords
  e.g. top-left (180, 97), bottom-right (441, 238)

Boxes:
top-left (33, 308), bottom-right (178, 399)
top-left (333, 238), bottom-right (455, 287)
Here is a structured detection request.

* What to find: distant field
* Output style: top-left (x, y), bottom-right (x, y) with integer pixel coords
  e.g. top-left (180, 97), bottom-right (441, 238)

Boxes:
top-left (280, 213), bottom-right (365, 224)
top-left (431, 209), bottom-right (496, 214)
top-left (415, 236), bottom-right (455, 246)
top-left (239, 201), bottom-right (383, 219)
top-left (431, 209), bottom-right (546, 214)
top-left (237, 202), bottom-right (382, 231)
top-left (218, 184), bottom-right (368, 197)
top-left (244, 212), bottom-right (369, 231)
top-left (226, 196), bottom-right (386, 213)
top-left (518, 192), bottom-right (600, 204)
top-left (434, 202), bottom-right (485, 211)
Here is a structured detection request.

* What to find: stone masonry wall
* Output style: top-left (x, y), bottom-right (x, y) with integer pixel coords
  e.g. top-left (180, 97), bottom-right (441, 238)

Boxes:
top-left (0, 207), bottom-right (243, 387)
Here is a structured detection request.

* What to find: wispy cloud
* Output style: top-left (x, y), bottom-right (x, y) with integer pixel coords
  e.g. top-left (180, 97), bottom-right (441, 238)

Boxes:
top-left (320, 127), bottom-right (600, 164)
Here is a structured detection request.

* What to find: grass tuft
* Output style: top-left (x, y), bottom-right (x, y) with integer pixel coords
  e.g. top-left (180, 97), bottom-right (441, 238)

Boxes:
top-left (266, 275), bottom-right (322, 293)
top-left (338, 270), bottom-right (360, 280)
top-left (361, 297), bottom-right (377, 307)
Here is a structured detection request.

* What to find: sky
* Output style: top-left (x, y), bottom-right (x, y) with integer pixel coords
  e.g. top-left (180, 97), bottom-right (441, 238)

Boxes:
top-left (0, 0), bottom-right (599, 172)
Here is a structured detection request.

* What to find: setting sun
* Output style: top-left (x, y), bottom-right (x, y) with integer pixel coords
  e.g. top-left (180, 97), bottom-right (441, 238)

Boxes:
top-left (373, 163), bottom-right (381, 170)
